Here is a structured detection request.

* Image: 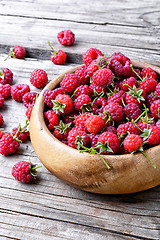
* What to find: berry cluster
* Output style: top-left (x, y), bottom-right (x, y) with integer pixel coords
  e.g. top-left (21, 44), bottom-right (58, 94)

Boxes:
top-left (43, 49), bottom-right (160, 168)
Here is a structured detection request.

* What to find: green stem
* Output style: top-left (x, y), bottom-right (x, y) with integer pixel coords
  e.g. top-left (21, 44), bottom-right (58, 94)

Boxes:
top-left (99, 155), bottom-right (111, 169)
top-left (130, 64), bottom-right (143, 81)
top-left (141, 151), bottom-right (156, 169)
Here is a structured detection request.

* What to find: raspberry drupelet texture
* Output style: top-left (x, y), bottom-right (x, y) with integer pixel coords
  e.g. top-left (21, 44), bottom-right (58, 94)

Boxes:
top-left (51, 50), bottom-right (67, 65)
top-left (0, 133), bottom-right (20, 155)
top-left (0, 68), bottom-right (13, 85)
top-left (124, 103), bottom-right (142, 121)
top-left (53, 121), bottom-right (71, 140)
top-left (97, 132), bottom-right (120, 154)
top-left (57, 30), bottom-right (75, 46)
top-left (146, 126), bottom-right (160, 146)
top-left (139, 78), bottom-right (157, 94)
top-left (117, 122), bottom-right (141, 137)
top-left (75, 65), bottom-right (90, 85)
top-left (22, 92), bottom-right (39, 108)
top-left (26, 106), bottom-right (33, 121)
top-left (30, 69), bottom-right (48, 89)
top-left (0, 114), bottom-right (4, 127)
top-left (103, 103), bottom-right (123, 122)
top-left (44, 110), bottom-right (59, 130)
top-left (156, 83), bottom-right (160, 99)
top-left (0, 94), bottom-right (4, 108)
top-left (85, 115), bottom-right (105, 134)
top-left (43, 88), bottom-right (64, 108)
top-left (12, 46), bottom-right (26, 59)
top-left (0, 130), bottom-right (4, 139)
top-left (53, 94), bottom-right (73, 115)
top-left (12, 122), bottom-right (30, 142)
top-left (123, 134), bottom-right (142, 153)
top-left (83, 48), bottom-right (103, 67)
top-left (74, 94), bottom-right (91, 112)
top-left (0, 84), bottom-right (11, 99)
top-left (86, 59), bottom-right (99, 77)
top-left (150, 99), bottom-right (160, 119)
top-left (74, 85), bottom-right (91, 98)
top-left (67, 128), bottom-right (90, 149)
top-left (92, 68), bottom-right (113, 88)
top-left (92, 97), bottom-right (107, 115)
top-left (107, 90), bottom-right (126, 106)
top-left (74, 112), bottom-right (92, 127)
top-left (119, 77), bottom-right (137, 91)
top-left (11, 84), bottom-right (30, 102)
top-left (140, 67), bottom-right (157, 80)
top-left (60, 74), bottom-right (80, 94)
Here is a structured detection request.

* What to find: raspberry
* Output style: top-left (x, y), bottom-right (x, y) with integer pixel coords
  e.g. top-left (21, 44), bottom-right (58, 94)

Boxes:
top-left (10, 46), bottom-right (26, 59)
top-left (74, 94), bottom-right (91, 112)
top-left (125, 86), bottom-right (146, 107)
top-left (117, 122), bottom-right (140, 137)
top-left (0, 68), bottom-right (13, 85)
top-left (83, 48), bottom-right (103, 67)
top-left (139, 78), bottom-right (157, 94)
top-left (89, 83), bottom-right (106, 96)
top-left (75, 65), bottom-right (90, 85)
top-left (57, 30), bottom-right (75, 46)
top-left (60, 74), bottom-right (79, 94)
top-left (119, 77), bottom-right (137, 91)
top-left (97, 132), bottom-right (120, 154)
top-left (0, 130), bottom-right (4, 139)
top-left (92, 97), bottom-right (107, 115)
top-left (147, 126), bottom-right (160, 145)
top-left (0, 133), bottom-right (20, 155)
top-left (103, 103), bottom-right (123, 122)
top-left (150, 99), bottom-right (160, 119)
top-left (89, 133), bottom-right (99, 147)
top-left (124, 103), bottom-right (142, 121)
top-left (0, 94), bottom-right (4, 108)
top-left (12, 161), bottom-right (40, 183)
top-left (67, 128), bottom-right (89, 149)
top-left (85, 115), bottom-right (105, 134)
top-left (156, 83), bottom-right (160, 98)
top-left (43, 88), bottom-right (64, 108)
top-left (26, 106), bottom-right (33, 121)
top-left (44, 110), bottom-right (59, 130)
top-left (11, 84), bottom-right (30, 102)
top-left (74, 112), bottom-right (92, 127)
top-left (0, 113), bottom-right (4, 127)
top-left (12, 121), bottom-right (30, 142)
top-left (123, 134), bottom-right (142, 153)
top-left (51, 50), bottom-right (67, 65)
top-left (23, 92), bottom-right (39, 108)
top-left (107, 90), bottom-right (126, 105)
top-left (0, 84), bottom-right (11, 99)
top-left (105, 126), bottom-right (117, 135)
top-left (141, 67), bottom-right (157, 80)
top-left (86, 60), bottom-right (99, 77)
top-left (156, 119), bottom-right (160, 129)
top-left (30, 69), bottom-right (48, 89)
top-left (146, 93), bottom-right (157, 108)
top-left (74, 85), bottom-right (91, 98)
top-left (53, 120), bottom-right (71, 140)
top-left (92, 68), bottom-right (113, 88)
top-left (108, 52), bottom-right (132, 78)
top-left (53, 94), bottom-right (73, 115)
top-left (64, 110), bottom-right (78, 126)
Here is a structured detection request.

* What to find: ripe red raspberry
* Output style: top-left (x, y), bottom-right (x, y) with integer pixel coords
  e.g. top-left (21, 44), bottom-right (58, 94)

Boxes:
top-left (97, 132), bottom-right (120, 154)
top-left (57, 30), bottom-right (75, 46)
top-left (67, 128), bottom-right (89, 149)
top-left (124, 103), bottom-right (142, 121)
top-left (105, 126), bottom-right (117, 135)
top-left (51, 50), bottom-right (67, 65)
top-left (12, 161), bottom-right (40, 183)
top-left (103, 103), bottom-right (123, 122)
top-left (139, 78), bottom-right (157, 94)
top-left (43, 88), bottom-right (64, 108)
top-left (86, 60), bottom-right (99, 77)
top-left (60, 74), bottom-right (79, 94)
top-left (123, 134), bottom-right (142, 153)
top-left (0, 68), bottom-right (13, 85)
top-left (74, 112), bottom-right (92, 127)
top-left (89, 133), bottom-right (99, 147)
top-left (0, 84), bottom-right (11, 99)
top-left (11, 84), bottom-right (30, 102)
top-left (150, 99), bottom-right (160, 119)
top-left (83, 48), bottom-right (103, 67)
top-left (75, 65), bottom-right (90, 85)
top-left (92, 68), bottom-right (113, 88)
top-left (44, 110), bottom-right (59, 130)
top-left (140, 67), bottom-right (157, 80)
top-left (0, 113), bottom-right (4, 127)
top-left (85, 115), bottom-right (105, 134)
top-left (0, 133), bottom-right (20, 155)
top-left (10, 45), bottom-right (26, 59)
top-left (117, 122), bottom-right (140, 137)
top-left (74, 85), bottom-right (91, 98)
top-left (92, 97), bottom-right (107, 115)
top-left (146, 126), bottom-right (160, 145)
top-left (30, 69), bottom-right (48, 89)
top-left (89, 83), bottom-right (106, 96)
top-left (156, 83), bottom-right (160, 99)
top-left (23, 92), bottom-right (39, 108)
top-left (64, 110), bottom-right (78, 126)
top-left (74, 94), bottom-right (91, 112)
top-left (119, 77), bottom-right (137, 91)
top-left (146, 93), bottom-right (157, 108)
top-left (156, 119), bottom-right (160, 129)
top-left (108, 52), bottom-right (132, 77)
top-left (26, 106), bottom-right (33, 121)
top-left (0, 130), bottom-right (4, 139)
top-left (53, 94), bottom-right (73, 115)
top-left (137, 119), bottom-right (155, 131)
top-left (0, 94), bottom-right (4, 108)
top-left (107, 90), bottom-right (126, 105)
top-left (12, 121), bottom-right (30, 142)
top-left (125, 87), bottom-right (146, 107)
top-left (53, 120), bottom-right (71, 140)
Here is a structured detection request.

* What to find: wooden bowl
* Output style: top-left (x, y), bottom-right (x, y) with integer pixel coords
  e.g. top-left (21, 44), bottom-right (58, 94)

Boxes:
top-left (30, 61), bottom-right (160, 194)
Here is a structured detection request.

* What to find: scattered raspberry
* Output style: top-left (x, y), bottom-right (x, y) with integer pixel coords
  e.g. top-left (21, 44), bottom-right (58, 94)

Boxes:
top-left (44, 110), bottom-right (59, 130)
top-left (92, 97), bottom-right (107, 115)
top-left (74, 112), bottom-right (92, 127)
top-left (23, 92), bottom-right (39, 108)
top-left (147, 126), bottom-right (160, 145)
top-left (141, 67), bottom-right (157, 80)
top-left (57, 30), bottom-right (75, 46)
top-left (26, 106), bottom-right (33, 121)
top-left (11, 84), bottom-right (30, 102)
top-left (30, 69), bottom-right (48, 89)
top-left (103, 103), bottom-right (123, 122)
top-left (119, 77), bottom-right (137, 91)
top-left (10, 45), bottom-right (26, 59)
top-left (83, 48), bottom-right (103, 67)
top-left (117, 122), bottom-right (140, 137)
top-left (0, 94), bottom-right (4, 108)
top-left (53, 120), bottom-right (71, 140)
top-left (124, 103), bottom-right (142, 121)
top-left (123, 134), bottom-right (142, 153)
top-left (92, 68), bottom-right (113, 88)
top-left (156, 83), bottom-right (160, 99)
top-left (43, 88), bottom-right (64, 108)
top-left (107, 90), bottom-right (126, 105)
top-left (0, 68), bottom-right (13, 85)
top-left (97, 132), bottom-right (120, 154)
top-left (12, 121), bottom-right (30, 142)
top-left (12, 161), bottom-right (40, 183)
top-left (74, 94), bottom-right (91, 112)
top-left (0, 84), bottom-right (11, 99)
top-left (85, 115), bottom-right (105, 134)
top-left (0, 133), bottom-right (20, 155)
top-left (75, 65), bottom-right (90, 85)
top-left (67, 128), bottom-right (89, 149)
top-left (0, 114), bottom-right (4, 127)
top-left (60, 74), bottom-right (79, 94)
top-left (150, 99), bottom-right (160, 119)
top-left (53, 94), bottom-right (73, 115)
top-left (139, 78), bottom-right (157, 94)
top-left (51, 50), bottom-right (67, 65)
top-left (74, 85), bottom-right (91, 98)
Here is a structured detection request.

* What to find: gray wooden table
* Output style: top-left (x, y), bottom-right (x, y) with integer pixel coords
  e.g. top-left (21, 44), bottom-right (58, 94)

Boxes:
top-left (0, 0), bottom-right (160, 239)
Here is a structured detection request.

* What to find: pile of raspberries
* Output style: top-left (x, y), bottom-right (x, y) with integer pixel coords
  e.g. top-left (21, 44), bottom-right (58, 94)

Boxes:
top-left (43, 49), bottom-right (160, 166)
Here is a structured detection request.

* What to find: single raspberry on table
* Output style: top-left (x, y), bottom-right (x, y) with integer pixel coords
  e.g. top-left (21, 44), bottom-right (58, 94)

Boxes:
top-left (57, 30), bottom-right (75, 46)
top-left (92, 97), bottom-right (107, 115)
top-left (156, 83), bottom-right (160, 99)
top-left (103, 103), bottom-right (123, 122)
top-left (53, 120), bottom-right (71, 140)
top-left (12, 161), bottom-right (41, 183)
top-left (146, 126), bottom-right (160, 145)
top-left (107, 90), bottom-right (126, 106)
top-left (117, 122), bottom-right (140, 137)
top-left (48, 41), bottom-right (67, 65)
top-left (139, 78), bottom-right (157, 94)
top-left (60, 74), bottom-right (80, 94)
top-left (74, 112), bottom-right (92, 127)
top-left (44, 110), bottom-right (59, 130)
top-left (92, 68), bottom-right (113, 88)
top-left (0, 132), bottom-right (20, 155)
top-left (23, 92), bottom-right (39, 108)
top-left (53, 94), bottom-right (73, 115)
top-left (0, 94), bottom-right (4, 108)
top-left (150, 99), bottom-right (160, 119)
top-left (11, 84), bottom-right (30, 102)
top-left (0, 68), bottom-right (13, 85)
top-left (12, 121), bottom-right (30, 142)
top-left (123, 134), bottom-right (142, 153)
top-left (26, 106), bottom-right (33, 121)
top-left (118, 77), bottom-right (137, 91)
top-left (75, 65), bottom-right (90, 85)
top-left (0, 114), bottom-right (4, 127)
top-left (43, 88), bottom-right (64, 108)
top-left (140, 67), bottom-right (157, 80)
top-left (97, 131), bottom-right (120, 154)
top-left (83, 48), bottom-right (103, 67)
top-left (124, 103), bottom-right (142, 121)
top-left (8, 45), bottom-right (26, 59)
top-left (30, 69), bottom-right (48, 89)
top-left (74, 94), bottom-right (91, 112)
top-left (0, 84), bottom-right (11, 99)
top-left (85, 115), bottom-right (105, 134)
top-left (74, 85), bottom-right (91, 98)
